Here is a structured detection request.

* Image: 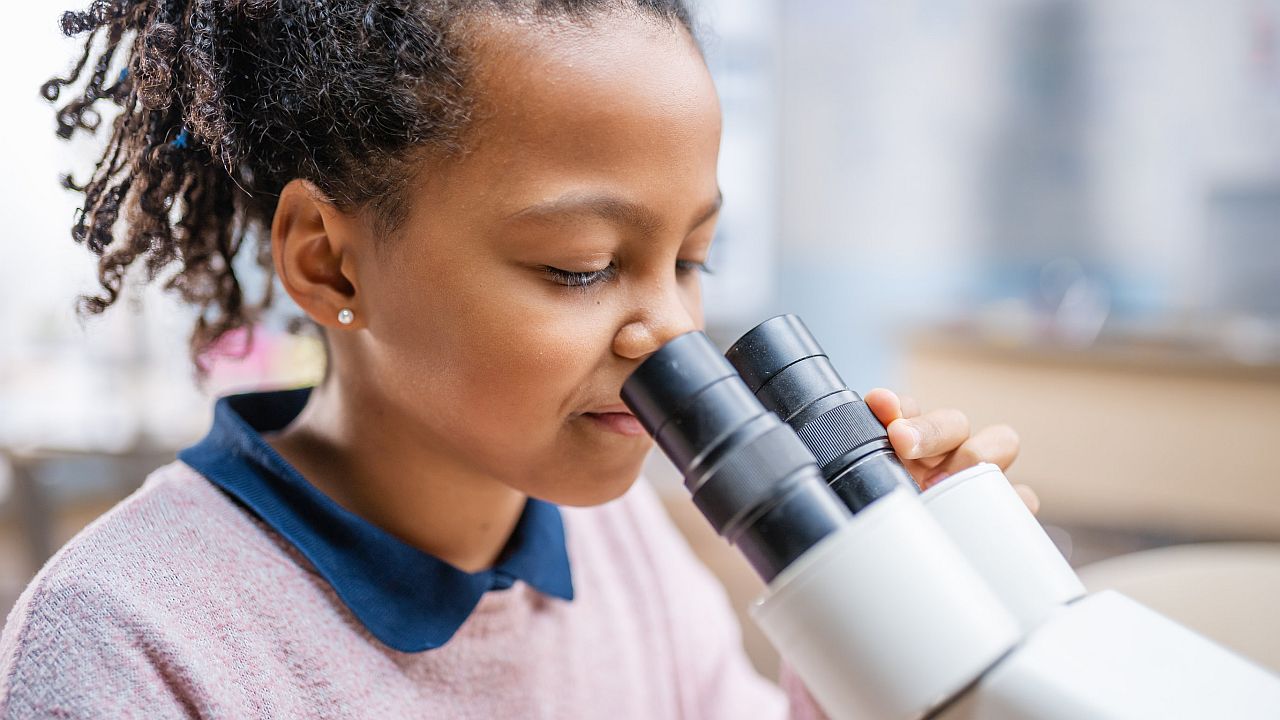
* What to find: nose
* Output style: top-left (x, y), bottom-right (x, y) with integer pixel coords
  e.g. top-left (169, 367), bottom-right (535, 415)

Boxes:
top-left (613, 279), bottom-right (701, 361)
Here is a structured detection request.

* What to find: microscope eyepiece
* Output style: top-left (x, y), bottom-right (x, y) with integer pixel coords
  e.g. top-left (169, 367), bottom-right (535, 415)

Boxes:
top-left (622, 331), bottom-right (849, 581)
top-left (726, 315), bottom-right (919, 513)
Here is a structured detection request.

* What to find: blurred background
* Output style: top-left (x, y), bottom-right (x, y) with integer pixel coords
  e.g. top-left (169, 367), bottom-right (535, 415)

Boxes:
top-left (2, 0), bottom-right (1278, 681)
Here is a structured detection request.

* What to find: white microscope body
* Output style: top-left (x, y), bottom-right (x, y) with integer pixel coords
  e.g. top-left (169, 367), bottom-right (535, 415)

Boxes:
top-left (752, 463), bottom-right (1280, 719)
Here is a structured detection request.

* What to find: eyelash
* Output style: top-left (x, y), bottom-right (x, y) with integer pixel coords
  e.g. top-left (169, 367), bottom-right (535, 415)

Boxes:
top-left (542, 260), bottom-right (713, 290)
top-left (676, 259), bottom-right (714, 276)
top-left (542, 264), bottom-right (618, 288)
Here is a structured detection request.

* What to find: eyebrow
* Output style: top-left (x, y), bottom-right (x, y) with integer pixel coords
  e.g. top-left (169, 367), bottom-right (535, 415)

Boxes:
top-left (505, 190), bottom-right (723, 234)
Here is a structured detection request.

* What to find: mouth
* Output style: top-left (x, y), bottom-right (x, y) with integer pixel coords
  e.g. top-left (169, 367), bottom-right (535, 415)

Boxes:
top-left (581, 405), bottom-right (646, 437)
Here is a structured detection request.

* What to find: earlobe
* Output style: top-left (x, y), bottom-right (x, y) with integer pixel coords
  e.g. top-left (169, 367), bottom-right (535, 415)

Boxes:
top-left (272, 179), bottom-right (362, 329)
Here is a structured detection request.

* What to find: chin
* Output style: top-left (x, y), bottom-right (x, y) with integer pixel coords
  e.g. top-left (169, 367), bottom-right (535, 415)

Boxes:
top-left (535, 455), bottom-right (647, 508)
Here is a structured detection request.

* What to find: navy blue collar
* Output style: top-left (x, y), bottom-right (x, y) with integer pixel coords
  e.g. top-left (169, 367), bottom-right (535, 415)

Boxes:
top-left (178, 387), bottom-right (574, 653)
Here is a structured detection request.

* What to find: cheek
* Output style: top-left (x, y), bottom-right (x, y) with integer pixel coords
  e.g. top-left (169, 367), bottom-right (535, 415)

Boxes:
top-left (373, 263), bottom-right (610, 438)
top-left (462, 307), bottom-right (604, 418)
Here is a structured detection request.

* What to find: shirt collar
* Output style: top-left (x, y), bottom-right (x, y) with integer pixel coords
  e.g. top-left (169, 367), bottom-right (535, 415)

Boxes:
top-left (177, 387), bottom-right (574, 653)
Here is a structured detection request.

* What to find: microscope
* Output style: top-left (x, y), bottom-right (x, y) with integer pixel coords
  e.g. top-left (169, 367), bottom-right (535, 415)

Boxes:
top-left (621, 315), bottom-right (1280, 720)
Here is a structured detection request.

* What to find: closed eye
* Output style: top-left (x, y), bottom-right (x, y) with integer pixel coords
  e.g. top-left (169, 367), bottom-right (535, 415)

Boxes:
top-left (676, 259), bottom-right (713, 275)
top-left (542, 263), bottom-right (618, 289)
top-left (542, 259), bottom-right (710, 290)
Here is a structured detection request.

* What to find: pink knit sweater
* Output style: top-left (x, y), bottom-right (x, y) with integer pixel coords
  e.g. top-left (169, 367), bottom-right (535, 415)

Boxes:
top-left (0, 461), bottom-right (822, 718)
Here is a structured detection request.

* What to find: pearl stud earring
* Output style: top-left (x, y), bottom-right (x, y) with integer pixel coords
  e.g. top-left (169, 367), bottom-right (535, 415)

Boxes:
top-left (337, 308), bottom-right (354, 325)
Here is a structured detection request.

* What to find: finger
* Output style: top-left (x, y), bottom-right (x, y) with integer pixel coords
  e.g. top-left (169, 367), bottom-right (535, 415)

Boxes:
top-left (928, 424), bottom-right (1021, 480)
top-left (863, 388), bottom-right (902, 427)
top-left (899, 394), bottom-right (922, 419)
top-left (1014, 484), bottom-right (1040, 515)
top-left (889, 408), bottom-right (970, 461)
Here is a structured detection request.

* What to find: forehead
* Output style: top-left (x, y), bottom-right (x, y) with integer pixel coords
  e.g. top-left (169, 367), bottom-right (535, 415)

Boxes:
top-left (442, 10), bottom-right (721, 209)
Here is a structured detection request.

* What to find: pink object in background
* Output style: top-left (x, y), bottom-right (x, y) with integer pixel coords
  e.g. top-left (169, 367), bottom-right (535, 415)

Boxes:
top-left (200, 326), bottom-right (325, 397)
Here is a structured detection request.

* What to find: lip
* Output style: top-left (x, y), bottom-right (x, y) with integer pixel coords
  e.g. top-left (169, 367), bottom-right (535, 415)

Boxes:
top-left (589, 403), bottom-right (633, 414)
top-left (581, 406), bottom-right (646, 437)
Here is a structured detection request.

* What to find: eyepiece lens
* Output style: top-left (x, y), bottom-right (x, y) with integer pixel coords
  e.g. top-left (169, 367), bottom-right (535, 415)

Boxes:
top-left (726, 315), bottom-right (919, 513)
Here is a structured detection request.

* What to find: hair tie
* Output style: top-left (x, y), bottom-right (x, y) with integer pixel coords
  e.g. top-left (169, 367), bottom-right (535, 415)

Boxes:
top-left (171, 128), bottom-right (190, 149)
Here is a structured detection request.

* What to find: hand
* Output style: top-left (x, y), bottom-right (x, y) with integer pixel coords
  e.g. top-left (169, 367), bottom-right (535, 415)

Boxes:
top-left (863, 388), bottom-right (1039, 513)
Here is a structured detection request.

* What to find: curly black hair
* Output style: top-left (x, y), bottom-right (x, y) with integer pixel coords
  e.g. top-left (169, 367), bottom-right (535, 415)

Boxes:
top-left (43, 0), bottom-right (695, 372)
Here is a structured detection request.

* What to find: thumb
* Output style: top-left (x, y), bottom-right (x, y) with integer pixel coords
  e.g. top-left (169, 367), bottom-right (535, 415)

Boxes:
top-left (863, 388), bottom-right (903, 427)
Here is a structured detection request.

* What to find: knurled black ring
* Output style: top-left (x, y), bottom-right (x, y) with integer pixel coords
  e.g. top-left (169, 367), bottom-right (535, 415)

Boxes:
top-left (795, 401), bottom-right (887, 469)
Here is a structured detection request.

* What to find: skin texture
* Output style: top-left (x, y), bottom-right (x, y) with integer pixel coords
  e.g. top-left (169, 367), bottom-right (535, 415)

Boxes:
top-left (265, 11), bottom-right (1029, 573)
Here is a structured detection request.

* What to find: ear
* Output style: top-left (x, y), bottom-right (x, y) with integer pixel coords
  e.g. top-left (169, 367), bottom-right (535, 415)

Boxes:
top-left (271, 179), bottom-right (364, 330)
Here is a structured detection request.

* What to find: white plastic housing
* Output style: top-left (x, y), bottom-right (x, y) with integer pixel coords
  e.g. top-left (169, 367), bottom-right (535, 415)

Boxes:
top-left (921, 463), bottom-right (1084, 629)
top-left (750, 488), bottom-right (1021, 720)
top-left (936, 590), bottom-right (1280, 719)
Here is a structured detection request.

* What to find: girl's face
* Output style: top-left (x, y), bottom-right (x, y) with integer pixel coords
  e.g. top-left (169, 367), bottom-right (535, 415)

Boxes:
top-left (348, 12), bottom-right (721, 506)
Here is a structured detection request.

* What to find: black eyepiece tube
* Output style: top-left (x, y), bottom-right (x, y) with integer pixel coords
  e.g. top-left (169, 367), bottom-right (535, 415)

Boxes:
top-left (725, 315), bottom-right (919, 514)
top-left (622, 331), bottom-right (850, 582)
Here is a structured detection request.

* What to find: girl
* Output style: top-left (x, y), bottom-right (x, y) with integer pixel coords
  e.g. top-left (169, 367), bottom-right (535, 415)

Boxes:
top-left (1, 1), bottom-right (1024, 717)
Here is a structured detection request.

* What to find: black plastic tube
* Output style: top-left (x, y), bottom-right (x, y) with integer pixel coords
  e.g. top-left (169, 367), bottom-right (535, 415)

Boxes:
top-left (726, 315), bottom-right (919, 513)
top-left (622, 331), bottom-right (850, 582)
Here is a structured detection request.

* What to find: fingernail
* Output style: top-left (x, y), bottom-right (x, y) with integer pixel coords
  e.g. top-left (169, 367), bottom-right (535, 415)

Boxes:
top-left (904, 425), bottom-right (922, 455)
top-left (924, 470), bottom-right (950, 489)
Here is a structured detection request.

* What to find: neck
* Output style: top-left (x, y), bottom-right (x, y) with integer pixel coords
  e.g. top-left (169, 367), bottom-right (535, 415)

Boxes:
top-left (264, 377), bottom-right (527, 573)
